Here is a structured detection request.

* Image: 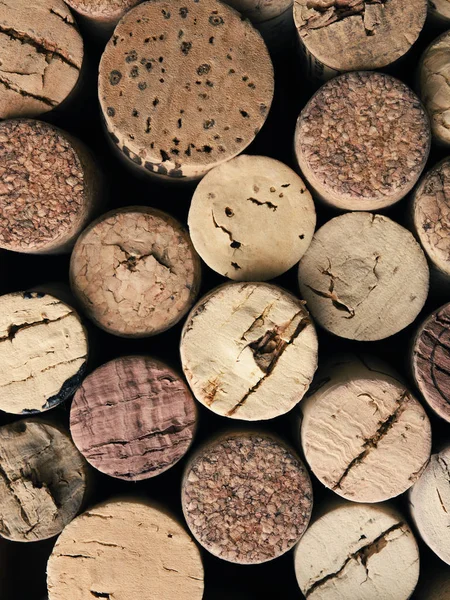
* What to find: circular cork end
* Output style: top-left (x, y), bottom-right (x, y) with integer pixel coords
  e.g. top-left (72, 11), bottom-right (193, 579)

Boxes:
top-left (293, 0), bottom-right (426, 73)
top-left (0, 420), bottom-right (87, 542)
top-left (0, 0), bottom-right (83, 119)
top-left (300, 355), bottom-right (432, 503)
top-left (98, 0), bottom-right (274, 180)
top-left (47, 498), bottom-right (204, 600)
top-left (70, 355), bottom-right (198, 481)
top-left (294, 502), bottom-right (419, 600)
top-left (0, 291), bottom-right (88, 415)
top-left (298, 213), bottom-right (429, 341)
top-left (188, 155), bottom-right (316, 281)
top-left (64, 0), bottom-right (141, 23)
top-left (409, 445), bottom-right (450, 565)
top-left (412, 302), bottom-right (450, 423)
top-left (295, 72), bottom-right (430, 211)
top-left (224, 0), bottom-right (292, 23)
top-left (0, 119), bottom-right (100, 255)
top-left (70, 206), bottom-right (201, 338)
top-left (180, 282), bottom-right (318, 420)
top-left (182, 431), bottom-right (313, 564)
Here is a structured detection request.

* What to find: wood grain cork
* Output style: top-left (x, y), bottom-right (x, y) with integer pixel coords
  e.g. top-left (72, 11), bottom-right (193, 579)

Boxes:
top-left (47, 498), bottom-right (204, 600)
top-left (98, 0), bottom-right (274, 180)
top-left (70, 206), bottom-right (201, 338)
top-left (70, 355), bottom-right (198, 481)
top-left (64, 0), bottom-right (142, 25)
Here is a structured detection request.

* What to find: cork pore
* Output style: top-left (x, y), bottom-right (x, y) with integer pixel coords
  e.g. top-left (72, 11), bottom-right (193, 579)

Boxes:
top-left (65, 0), bottom-right (141, 21)
top-left (182, 432), bottom-right (313, 564)
top-left (98, 0), bottom-right (274, 179)
top-left (295, 72), bottom-right (430, 210)
top-left (0, 0), bottom-right (83, 118)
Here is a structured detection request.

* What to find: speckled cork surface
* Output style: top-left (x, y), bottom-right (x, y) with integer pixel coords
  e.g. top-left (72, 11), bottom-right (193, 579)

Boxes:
top-left (295, 72), bottom-right (430, 211)
top-left (70, 206), bottom-right (201, 338)
top-left (182, 431), bottom-right (313, 564)
top-left (98, 0), bottom-right (274, 179)
top-left (0, 0), bottom-right (83, 118)
top-left (70, 355), bottom-right (198, 480)
top-left (65, 0), bottom-right (141, 23)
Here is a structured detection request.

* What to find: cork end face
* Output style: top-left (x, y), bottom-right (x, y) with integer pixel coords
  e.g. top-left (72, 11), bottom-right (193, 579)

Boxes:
top-left (65, 0), bottom-right (141, 22)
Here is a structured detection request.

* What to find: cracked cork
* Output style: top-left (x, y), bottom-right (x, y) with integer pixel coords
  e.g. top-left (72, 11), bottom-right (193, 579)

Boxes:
top-left (298, 212), bottom-right (429, 341)
top-left (0, 119), bottom-right (102, 254)
top-left (300, 355), bottom-right (432, 503)
top-left (98, 0), bottom-right (274, 180)
top-left (188, 154), bottom-right (316, 281)
top-left (47, 498), bottom-right (204, 600)
top-left (294, 501), bottom-right (419, 599)
top-left (180, 282), bottom-right (318, 420)
top-left (181, 431), bottom-right (313, 564)
top-left (0, 419), bottom-right (88, 542)
top-left (70, 206), bottom-right (201, 338)
top-left (0, 291), bottom-right (88, 415)
top-left (295, 72), bottom-right (430, 211)
top-left (64, 0), bottom-right (141, 24)
top-left (70, 355), bottom-right (198, 481)
top-left (0, 0), bottom-right (83, 118)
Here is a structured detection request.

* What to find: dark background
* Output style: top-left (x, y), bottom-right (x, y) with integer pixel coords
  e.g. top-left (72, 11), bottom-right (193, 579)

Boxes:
top-left (0, 6), bottom-right (450, 599)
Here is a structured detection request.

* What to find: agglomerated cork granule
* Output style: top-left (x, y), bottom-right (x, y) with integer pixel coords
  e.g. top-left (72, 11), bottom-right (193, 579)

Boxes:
top-left (182, 433), bottom-right (313, 564)
top-left (0, 120), bottom-right (85, 252)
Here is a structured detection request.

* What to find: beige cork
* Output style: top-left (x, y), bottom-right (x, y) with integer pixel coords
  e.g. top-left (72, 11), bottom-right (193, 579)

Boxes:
top-left (0, 119), bottom-right (103, 255)
top-left (293, 0), bottom-right (427, 78)
top-left (0, 419), bottom-right (88, 542)
top-left (294, 72), bottom-right (430, 211)
top-left (98, 0), bottom-right (274, 181)
top-left (299, 355), bottom-right (432, 503)
top-left (298, 212), bottom-right (430, 341)
top-left (188, 155), bottom-right (316, 281)
top-left (47, 498), bottom-right (204, 600)
top-left (180, 282), bottom-right (318, 420)
top-left (0, 291), bottom-right (88, 415)
top-left (182, 430), bottom-right (313, 564)
top-left (0, 0), bottom-right (83, 119)
top-left (70, 206), bottom-right (201, 338)
top-left (294, 500), bottom-right (420, 600)
top-left (64, 0), bottom-right (142, 26)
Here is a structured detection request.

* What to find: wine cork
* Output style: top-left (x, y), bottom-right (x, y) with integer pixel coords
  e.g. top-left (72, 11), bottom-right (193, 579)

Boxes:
top-left (0, 291), bottom-right (88, 415)
top-left (0, 419), bottom-right (88, 542)
top-left (299, 355), bottom-right (432, 503)
top-left (70, 206), bottom-right (201, 338)
top-left (294, 72), bottom-right (430, 211)
top-left (47, 498), bottom-right (204, 600)
top-left (70, 355), bottom-right (198, 481)
top-left (293, 0), bottom-right (427, 81)
top-left (294, 501), bottom-right (420, 600)
top-left (0, 119), bottom-right (103, 255)
top-left (298, 212), bottom-right (430, 341)
top-left (428, 0), bottom-right (450, 26)
top-left (64, 0), bottom-right (141, 29)
top-left (412, 302), bottom-right (450, 423)
top-left (98, 0), bottom-right (274, 181)
top-left (182, 430), bottom-right (313, 564)
top-left (188, 155), bottom-right (316, 281)
top-left (409, 444), bottom-right (450, 565)
top-left (0, 0), bottom-right (83, 119)
top-left (180, 282), bottom-right (318, 420)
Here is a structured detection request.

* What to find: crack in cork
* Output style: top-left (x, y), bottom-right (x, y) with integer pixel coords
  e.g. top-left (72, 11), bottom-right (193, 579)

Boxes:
top-left (247, 197), bottom-right (278, 211)
top-left (0, 75), bottom-right (57, 107)
top-left (0, 312), bottom-right (73, 343)
top-left (211, 210), bottom-right (242, 247)
top-left (299, 0), bottom-right (387, 36)
top-left (305, 260), bottom-right (355, 317)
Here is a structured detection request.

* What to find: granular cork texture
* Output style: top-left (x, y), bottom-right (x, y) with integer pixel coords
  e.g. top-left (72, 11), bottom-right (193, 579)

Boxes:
top-left (182, 432), bottom-right (313, 564)
top-left (298, 213), bottom-right (429, 341)
top-left (294, 502), bottom-right (420, 600)
top-left (70, 207), bottom-right (201, 338)
top-left (70, 355), bottom-right (197, 480)
top-left (188, 154), bottom-right (316, 281)
top-left (409, 445), bottom-right (450, 565)
top-left (65, 0), bottom-right (141, 22)
top-left (0, 291), bottom-right (88, 415)
top-left (300, 355), bottom-right (432, 503)
top-left (294, 0), bottom-right (426, 72)
top-left (180, 282), bottom-right (318, 420)
top-left (412, 302), bottom-right (450, 423)
top-left (223, 0), bottom-right (292, 23)
top-left (0, 0), bottom-right (83, 118)
top-left (98, 0), bottom-right (274, 180)
top-left (47, 499), bottom-right (204, 600)
top-left (295, 72), bottom-right (430, 211)
top-left (0, 420), bottom-right (87, 542)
